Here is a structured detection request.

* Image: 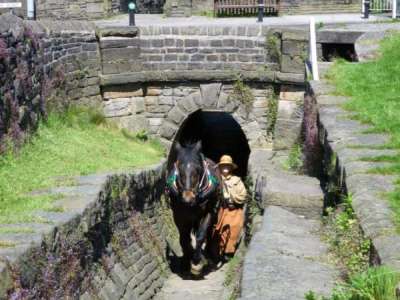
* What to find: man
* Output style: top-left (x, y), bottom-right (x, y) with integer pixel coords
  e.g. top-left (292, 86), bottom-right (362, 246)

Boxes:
top-left (211, 155), bottom-right (247, 261)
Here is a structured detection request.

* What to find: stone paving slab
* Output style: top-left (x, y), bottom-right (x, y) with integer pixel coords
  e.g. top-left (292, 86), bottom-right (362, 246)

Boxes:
top-left (241, 206), bottom-right (337, 300)
top-left (154, 265), bottom-right (228, 300)
top-left (95, 13), bottom-right (385, 28)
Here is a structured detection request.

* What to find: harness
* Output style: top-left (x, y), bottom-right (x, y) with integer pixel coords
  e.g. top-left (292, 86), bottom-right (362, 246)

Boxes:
top-left (166, 157), bottom-right (219, 205)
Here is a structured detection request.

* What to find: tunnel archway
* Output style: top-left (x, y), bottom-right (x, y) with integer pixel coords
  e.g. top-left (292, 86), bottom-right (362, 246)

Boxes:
top-left (168, 110), bottom-right (251, 177)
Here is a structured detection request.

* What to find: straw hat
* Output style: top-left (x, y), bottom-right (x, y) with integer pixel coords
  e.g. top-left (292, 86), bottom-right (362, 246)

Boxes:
top-left (217, 155), bottom-right (237, 169)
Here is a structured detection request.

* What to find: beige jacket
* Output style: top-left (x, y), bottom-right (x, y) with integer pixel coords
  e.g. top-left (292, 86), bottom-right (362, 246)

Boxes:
top-left (222, 175), bottom-right (247, 205)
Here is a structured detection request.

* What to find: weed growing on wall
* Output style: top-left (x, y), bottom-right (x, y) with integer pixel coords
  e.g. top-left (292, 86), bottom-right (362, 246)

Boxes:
top-left (232, 78), bottom-right (254, 114)
top-left (266, 95), bottom-right (278, 139)
top-left (283, 143), bottom-right (304, 172)
top-left (322, 195), bottom-right (371, 279)
top-left (266, 33), bottom-right (281, 65)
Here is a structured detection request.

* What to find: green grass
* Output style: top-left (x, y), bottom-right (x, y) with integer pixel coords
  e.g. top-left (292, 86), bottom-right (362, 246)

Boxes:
top-left (0, 106), bottom-right (164, 224)
top-left (327, 32), bottom-right (400, 231)
top-left (305, 266), bottom-right (400, 300)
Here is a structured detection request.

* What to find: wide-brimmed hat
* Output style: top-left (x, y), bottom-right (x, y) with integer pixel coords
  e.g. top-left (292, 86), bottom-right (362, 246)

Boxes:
top-left (217, 155), bottom-right (237, 169)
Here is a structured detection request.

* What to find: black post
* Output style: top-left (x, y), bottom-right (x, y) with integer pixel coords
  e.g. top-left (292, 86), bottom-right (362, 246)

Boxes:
top-left (128, 1), bottom-right (136, 26)
top-left (363, 0), bottom-right (370, 18)
top-left (257, 0), bottom-right (264, 22)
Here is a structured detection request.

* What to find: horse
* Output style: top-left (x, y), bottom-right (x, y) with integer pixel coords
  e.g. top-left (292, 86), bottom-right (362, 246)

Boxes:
top-left (166, 141), bottom-right (220, 276)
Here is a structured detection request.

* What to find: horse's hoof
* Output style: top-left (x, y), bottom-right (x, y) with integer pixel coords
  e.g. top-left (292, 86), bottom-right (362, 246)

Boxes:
top-left (190, 262), bottom-right (204, 276)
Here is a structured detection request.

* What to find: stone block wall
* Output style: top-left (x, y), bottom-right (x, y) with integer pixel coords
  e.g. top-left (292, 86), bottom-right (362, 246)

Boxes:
top-left (36, 0), bottom-right (114, 20)
top-left (102, 82), bottom-right (275, 149)
top-left (98, 25), bottom-right (309, 86)
top-left (280, 0), bottom-right (361, 15)
top-left (2, 163), bottom-right (169, 299)
top-left (0, 14), bottom-right (101, 151)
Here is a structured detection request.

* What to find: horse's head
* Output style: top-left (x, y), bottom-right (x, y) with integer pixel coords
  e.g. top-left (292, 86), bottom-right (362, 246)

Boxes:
top-left (174, 141), bottom-right (204, 206)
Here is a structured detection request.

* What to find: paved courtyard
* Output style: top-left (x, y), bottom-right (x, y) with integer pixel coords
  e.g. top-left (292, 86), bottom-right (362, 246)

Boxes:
top-left (95, 13), bottom-right (390, 28)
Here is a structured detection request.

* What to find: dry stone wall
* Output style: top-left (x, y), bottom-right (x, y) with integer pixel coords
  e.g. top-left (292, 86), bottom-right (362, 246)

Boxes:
top-left (307, 78), bottom-right (400, 271)
top-left (0, 14), bottom-right (101, 151)
top-left (1, 163), bottom-right (169, 299)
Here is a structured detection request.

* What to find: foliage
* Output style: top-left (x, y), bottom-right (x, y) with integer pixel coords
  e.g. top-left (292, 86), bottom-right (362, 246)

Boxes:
top-left (0, 23), bottom-right (45, 152)
top-left (323, 195), bottom-right (371, 278)
top-left (283, 143), bottom-right (304, 172)
top-left (316, 22), bottom-right (325, 30)
top-left (266, 95), bottom-right (278, 137)
top-left (232, 78), bottom-right (254, 114)
top-left (327, 32), bottom-right (400, 231)
top-left (266, 33), bottom-right (281, 64)
top-left (305, 266), bottom-right (400, 300)
top-left (194, 10), bottom-right (215, 17)
top-left (0, 106), bottom-right (164, 223)
top-left (224, 254), bottom-right (242, 287)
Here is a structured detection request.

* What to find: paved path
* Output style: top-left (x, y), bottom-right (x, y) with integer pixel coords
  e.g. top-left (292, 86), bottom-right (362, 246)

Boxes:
top-left (239, 150), bottom-right (338, 299)
top-left (154, 265), bottom-right (229, 300)
top-left (95, 13), bottom-right (386, 28)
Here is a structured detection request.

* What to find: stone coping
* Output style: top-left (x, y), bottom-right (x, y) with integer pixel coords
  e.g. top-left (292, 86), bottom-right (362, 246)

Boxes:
top-left (0, 160), bottom-right (166, 297)
top-left (309, 78), bottom-right (400, 271)
top-left (99, 70), bottom-right (305, 86)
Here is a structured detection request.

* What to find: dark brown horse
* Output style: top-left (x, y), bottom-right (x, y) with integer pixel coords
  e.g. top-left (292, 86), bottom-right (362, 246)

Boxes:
top-left (166, 141), bottom-right (220, 276)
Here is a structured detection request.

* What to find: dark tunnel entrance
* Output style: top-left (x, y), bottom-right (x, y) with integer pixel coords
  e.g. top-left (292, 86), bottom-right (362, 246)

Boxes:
top-left (168, 110), bottom-right (251, 178)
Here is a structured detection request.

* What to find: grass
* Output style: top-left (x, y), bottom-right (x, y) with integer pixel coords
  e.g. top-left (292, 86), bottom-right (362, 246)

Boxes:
top-left (0, 106), bottom-right (164, 224)
top-left (305, 266), bottom-right (400, 300)
top-left (327, 32), bottom-right (400, 231)
top-left (322, 195), bottom-right (371, 279)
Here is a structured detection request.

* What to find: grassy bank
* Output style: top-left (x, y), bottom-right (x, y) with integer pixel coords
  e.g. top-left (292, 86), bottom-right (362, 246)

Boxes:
top-left (0, 107), bottom-right (164, 223)
top-left (327, 32), bottom-right (400, 230)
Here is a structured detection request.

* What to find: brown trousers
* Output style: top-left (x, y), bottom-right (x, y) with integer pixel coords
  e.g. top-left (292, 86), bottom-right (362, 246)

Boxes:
top-left (211, 205), bottom-right (244, 256)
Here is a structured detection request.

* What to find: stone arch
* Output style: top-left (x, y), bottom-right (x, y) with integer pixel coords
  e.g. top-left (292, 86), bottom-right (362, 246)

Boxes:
top-left (159, 83), bottom-right (268, 151)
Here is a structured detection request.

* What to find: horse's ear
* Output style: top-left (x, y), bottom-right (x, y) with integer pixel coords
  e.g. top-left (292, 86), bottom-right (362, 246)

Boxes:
top-left (194, 140), bottom-right (202, 152)
top-left (175, 142), bottom-right (183, 153)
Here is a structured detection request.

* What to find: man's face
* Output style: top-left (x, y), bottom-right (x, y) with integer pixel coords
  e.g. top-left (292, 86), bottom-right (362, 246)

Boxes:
top-left (220, 164), bottom-right (232, 177)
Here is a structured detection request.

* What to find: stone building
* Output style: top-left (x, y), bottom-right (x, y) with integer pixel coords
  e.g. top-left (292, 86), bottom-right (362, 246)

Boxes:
top-left (0, 0), bottom-right (164, 20)
top-left (165, 0), bottom-right (361, 17)
top-left (1, 0), bottom-right (361, 20)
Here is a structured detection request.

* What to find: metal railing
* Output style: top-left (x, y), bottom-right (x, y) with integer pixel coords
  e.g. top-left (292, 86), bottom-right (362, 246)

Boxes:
top-left (214, 0), bottom-right (279, 16)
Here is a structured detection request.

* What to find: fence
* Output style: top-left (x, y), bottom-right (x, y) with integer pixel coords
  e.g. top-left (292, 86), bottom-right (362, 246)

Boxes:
top-left (370, 0), bottom-right (392, 12)
top-left (214, 0), bottom-right (279, 16)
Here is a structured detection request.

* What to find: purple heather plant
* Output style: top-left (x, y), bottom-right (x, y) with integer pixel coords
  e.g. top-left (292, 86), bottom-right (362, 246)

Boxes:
top-left (303, 93), bottom-right (322, 176)
top-left (0, 37), bottom-right (8, 60)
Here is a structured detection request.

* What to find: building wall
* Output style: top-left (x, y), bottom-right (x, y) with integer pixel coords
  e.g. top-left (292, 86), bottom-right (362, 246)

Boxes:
top-left (36, 0), bottom-right (114, 20)
top-left (279, 0), bottom-right (361, 15)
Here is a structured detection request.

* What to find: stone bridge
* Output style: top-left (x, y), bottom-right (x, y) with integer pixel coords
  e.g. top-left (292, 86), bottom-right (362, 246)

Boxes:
top-left (2, 13), bottom-right (399, 300)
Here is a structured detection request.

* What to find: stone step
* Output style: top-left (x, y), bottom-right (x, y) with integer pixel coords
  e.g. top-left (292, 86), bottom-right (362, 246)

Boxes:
top-left (249, 149), bottom-right (324, 219)
top-left (154, 265), bottom-right (228, 300)
top-left (262, 172), bottom-right (324, 219)
top-left (240, 206), bottom-right (337, 300)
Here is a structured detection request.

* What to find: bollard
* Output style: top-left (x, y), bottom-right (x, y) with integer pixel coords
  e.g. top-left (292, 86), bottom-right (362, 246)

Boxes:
top-left (309, 17), bottom-right (319, 81)
top-left (257, 0), bottom-right (264, 23)
top-left (393, 0), bottom-right (397, 19)
top-left (363, 0), bottom-right (370, 18)
top-left (128, 1), bottom-right (136, 26)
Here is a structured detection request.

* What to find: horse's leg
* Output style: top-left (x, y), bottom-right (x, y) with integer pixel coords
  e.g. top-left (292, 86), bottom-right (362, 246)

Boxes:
top-left (191, 212), bottom-right (212, 275)
top-left (172, 210), bottom-right (193, 272)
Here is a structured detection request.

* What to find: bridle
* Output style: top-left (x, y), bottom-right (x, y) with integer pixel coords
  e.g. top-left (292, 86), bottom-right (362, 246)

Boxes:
top-left (168, 154), bottom-right (217, 204)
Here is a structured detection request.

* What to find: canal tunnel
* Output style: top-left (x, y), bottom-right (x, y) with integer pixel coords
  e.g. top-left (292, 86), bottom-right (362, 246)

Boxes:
top-left (168, 110), bottom-right (251, 178)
